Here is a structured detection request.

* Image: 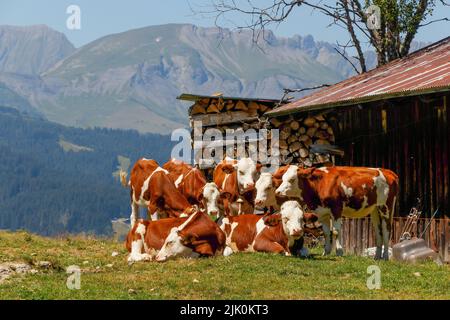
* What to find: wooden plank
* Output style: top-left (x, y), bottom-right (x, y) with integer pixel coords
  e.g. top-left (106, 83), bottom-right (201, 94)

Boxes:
top-left (190, 110), bottom-right (258, 127)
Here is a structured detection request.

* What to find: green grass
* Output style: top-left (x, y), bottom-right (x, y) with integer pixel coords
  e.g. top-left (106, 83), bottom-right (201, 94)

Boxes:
top-left (0, 230), bottom-right (448, 300)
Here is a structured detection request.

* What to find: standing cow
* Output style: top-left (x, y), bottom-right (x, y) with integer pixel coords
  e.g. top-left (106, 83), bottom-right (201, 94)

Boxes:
top-left (274, 165), bottom-right (398, 260)
top-left (213, 157), bottom-right (262, 216)
top-left (162, 159), bottom-right (221, 219)
top-left (120, 158), bottom-right (196, 227)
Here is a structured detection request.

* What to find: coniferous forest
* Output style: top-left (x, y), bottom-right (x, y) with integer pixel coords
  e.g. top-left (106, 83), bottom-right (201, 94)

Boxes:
top-left (0, 107), bottom-right (174, 235)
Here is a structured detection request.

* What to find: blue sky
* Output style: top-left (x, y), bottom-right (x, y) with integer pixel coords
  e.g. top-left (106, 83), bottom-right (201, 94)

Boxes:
top-left (0, 0), bottom-right (448, 48)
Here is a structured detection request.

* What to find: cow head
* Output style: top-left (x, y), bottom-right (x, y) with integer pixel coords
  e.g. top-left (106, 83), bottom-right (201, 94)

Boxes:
top-left (155, 227), bottom-right (199, 262)
top-left (280, 201), bottom-right (305, 239)
top-left (199, 182), bottom-right (221, 220)
top-left (234, 158), bottom-right (262, 193)
top-left (155, 211), bottom-right (225, 262)
top-left (275, 165), bottom-right (302, 198)
top-left (255, 172), bottom-right (277, 209)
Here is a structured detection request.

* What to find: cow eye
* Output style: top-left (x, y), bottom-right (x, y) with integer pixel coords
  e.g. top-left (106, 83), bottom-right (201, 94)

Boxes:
top-left (239, 171), bottom-right (244, 175)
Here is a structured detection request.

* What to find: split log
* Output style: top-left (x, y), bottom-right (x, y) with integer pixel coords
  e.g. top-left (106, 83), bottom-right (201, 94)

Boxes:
top-left (191, 103), bottom-right (207, 115)
top-left (270, 118), bottom-right (283, 128)
top-left (299, 127), bottom-right (306, 134)
top-left (287, 135), bottom-right (298, 144)
top-left (259, 104), bottom-right (269, 112)
top-left (217, 98), bottom-right (225, 111)
top-left (290, 121), bottom-right (300, 131)
top-left (234, 100), bottom-right (248, 111)
top-left (248, 101), bottom-right (260, 112)
top-left (306, 127), bottom-right (317, 137)
top-left (299, 148), bottom-right (309, 158)
top-left (279, 140), bottom-right (288, 150)
top-left (299, 134), bottom-right (310, 142)
top-left (289, 142), bottom-right (302, 153)
top-left (315, 130), bottom-right (330, 140)
top-left (226, 100), bottom-right (235, 111)
top-left (320, 122), bottom-right (328, 130)
top-left (303, 117), bottom-right (316, 127)
top-left (207, 102), bottom-right (221, 113)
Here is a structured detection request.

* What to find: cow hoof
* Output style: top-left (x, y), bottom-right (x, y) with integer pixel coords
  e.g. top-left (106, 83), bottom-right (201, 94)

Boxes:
top-left (336, 248), bottom-right (344, 256)
top-left (142, 254), bottom-right (153, 262)
top-left (223, 247), bottom-right (233, 257)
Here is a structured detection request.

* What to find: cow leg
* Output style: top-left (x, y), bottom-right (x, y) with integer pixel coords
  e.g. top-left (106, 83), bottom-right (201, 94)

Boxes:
top-left (381, 217), bottom-right (391, 260)
top-left (253, 239), bottom-right (288, 255)
top-left (130, 202), bottom-right (139, 228)
top-left (333, 218), bottom-right (343, 256)
top-left (127, 223), bottom-right (152, 263)
top-left (319, 215), bottom-right (332, 255)
top-left (147, 201), bottom-right (159, 221)
top-left (370, 210), bottom-right (383, 260)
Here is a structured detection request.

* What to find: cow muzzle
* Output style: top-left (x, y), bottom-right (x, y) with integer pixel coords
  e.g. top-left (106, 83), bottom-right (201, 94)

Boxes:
top-left (155, 255), bottom-right (167, 262)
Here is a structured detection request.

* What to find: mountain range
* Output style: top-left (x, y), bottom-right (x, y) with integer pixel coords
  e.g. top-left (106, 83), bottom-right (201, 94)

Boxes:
top-left (0, 23), bottom-right (426, 134)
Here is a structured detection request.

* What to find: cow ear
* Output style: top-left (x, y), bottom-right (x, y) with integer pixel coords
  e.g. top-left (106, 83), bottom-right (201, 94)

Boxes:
top-left (272, 177), bottom-right (282, 188)
top-left (181, 233), bottom-right (198, 245)
top-left (303, 212), bottom-right (318, 224)
top-left (222, 163), bottom-right (235, 174)
top-left (297, 167), bottom-right (315, 179)
top-left (263, 214), bottom-right (282, 226)
top-left (256, 163), bottom-right (263, 172)
top-left (194, 242), bottom-right (214, 256)
top-left (220, 191), bottom-right (231, 199)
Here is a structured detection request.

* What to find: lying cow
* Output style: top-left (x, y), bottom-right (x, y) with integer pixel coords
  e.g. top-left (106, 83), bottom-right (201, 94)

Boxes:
top-left (126, 210), bottom-right (226, 263)
top-left (213, 157), bottom-right (262, 215)
top-left (162, 159), bottom-right (221, 219)
top-left (219, 201), bottom-right (315, 256)
top-left (274, 165), bottom-right (399, 260)
top-left (120, 158), bottom-right (196, 227)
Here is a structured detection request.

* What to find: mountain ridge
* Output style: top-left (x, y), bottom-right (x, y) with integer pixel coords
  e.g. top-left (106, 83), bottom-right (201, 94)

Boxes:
top-left (0, 23), bottom-right (428, 134)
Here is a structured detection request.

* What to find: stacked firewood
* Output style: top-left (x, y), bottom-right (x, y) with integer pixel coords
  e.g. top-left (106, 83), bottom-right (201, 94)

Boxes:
top-left (189, 98), bottom-right (271, 116)
top-left (269, 114), bottom-right (335, 167)
top-left (188, 97), bottom-right (335, 168)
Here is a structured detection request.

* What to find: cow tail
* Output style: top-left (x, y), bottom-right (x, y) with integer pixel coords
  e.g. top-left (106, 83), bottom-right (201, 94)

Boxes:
top-left (119, 170), bottom-right (128, 187)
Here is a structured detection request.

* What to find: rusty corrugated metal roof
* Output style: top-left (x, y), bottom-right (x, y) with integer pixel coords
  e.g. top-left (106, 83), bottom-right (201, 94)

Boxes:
top-left (267, 37), bottom-right (450, 117)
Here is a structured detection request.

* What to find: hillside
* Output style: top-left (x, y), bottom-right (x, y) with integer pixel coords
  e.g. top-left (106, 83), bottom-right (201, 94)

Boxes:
top-left (0, 107), bottom-right (174, 235)
top-left (0, 230), bottom-right (448, 300)
top-left (0, 25), bottom-right (75, 75)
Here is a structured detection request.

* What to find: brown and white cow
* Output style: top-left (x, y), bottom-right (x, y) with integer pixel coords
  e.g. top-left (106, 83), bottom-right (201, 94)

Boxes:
top-left (213, 157), bottom-right (262, 216)
top-left (121, 158), bottom-right (196, 227)
top-left (125, 210), bottom-right (226, 263)
top-left (162, 159), bottom-right (221, 219)
top-left (219, 201), bottom-right (312, 256)
top-left (274, 165), bottom-right (399, 260)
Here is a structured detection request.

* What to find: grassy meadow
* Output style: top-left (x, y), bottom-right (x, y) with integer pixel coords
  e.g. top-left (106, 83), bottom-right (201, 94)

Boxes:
top-left (0, 230), bottom-right (449, 300)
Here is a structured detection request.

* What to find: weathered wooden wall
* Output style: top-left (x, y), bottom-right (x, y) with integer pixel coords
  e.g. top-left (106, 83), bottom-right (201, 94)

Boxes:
top-left (332, 92), bottom-right (449, 218)
top-left (340, 217), bottom-right (449, 262)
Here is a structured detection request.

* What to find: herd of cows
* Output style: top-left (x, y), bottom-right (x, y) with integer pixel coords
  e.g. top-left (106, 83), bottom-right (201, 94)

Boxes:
top-left (119, 157), bottom-right (398, 262)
